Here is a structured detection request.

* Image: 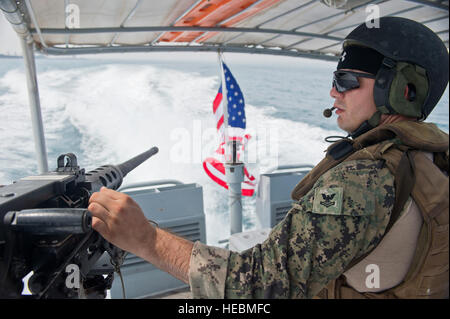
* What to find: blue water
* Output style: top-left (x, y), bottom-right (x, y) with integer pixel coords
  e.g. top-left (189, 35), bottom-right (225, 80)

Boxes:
top-left (0, 54), bottom-right (448, 245)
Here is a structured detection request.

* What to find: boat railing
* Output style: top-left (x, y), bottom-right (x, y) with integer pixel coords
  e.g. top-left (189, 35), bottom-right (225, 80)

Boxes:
top-left (255, 164), bottom-right (313, 228)
top-left (263, 164), bottom-right (314, 174)
top-left (119, 179), bottom-right (184, 192)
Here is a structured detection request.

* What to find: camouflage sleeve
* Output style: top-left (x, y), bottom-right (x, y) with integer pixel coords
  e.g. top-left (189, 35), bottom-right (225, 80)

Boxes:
top-left (189, 241), bottom-right (230, 298)
top-left (188, 159), bottom-right (395, 299)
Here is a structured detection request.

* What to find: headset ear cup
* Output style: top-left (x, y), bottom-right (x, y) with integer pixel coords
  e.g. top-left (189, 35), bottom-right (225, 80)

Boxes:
top-left (373, 59), bottom-right (397, 115)
top-left (389, 62), bottom-right (427, 118)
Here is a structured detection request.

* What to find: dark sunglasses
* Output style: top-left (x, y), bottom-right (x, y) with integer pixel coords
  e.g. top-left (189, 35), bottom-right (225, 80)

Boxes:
top-left (332, 70), bottom-right (376, 93)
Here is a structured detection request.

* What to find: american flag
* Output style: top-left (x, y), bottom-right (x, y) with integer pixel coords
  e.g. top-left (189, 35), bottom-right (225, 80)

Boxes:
top-left (203, 59), bottom-right (256, 197)
top-left (213, 62), bottom-right (246, 140)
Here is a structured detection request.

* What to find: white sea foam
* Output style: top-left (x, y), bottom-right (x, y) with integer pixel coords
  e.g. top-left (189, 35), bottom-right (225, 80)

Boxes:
top-left (0, 69), bottom-right (39, 178)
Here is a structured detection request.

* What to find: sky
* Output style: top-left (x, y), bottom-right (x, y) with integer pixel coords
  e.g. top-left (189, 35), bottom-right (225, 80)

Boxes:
top-left (0, 13), bottom-right (21, 55)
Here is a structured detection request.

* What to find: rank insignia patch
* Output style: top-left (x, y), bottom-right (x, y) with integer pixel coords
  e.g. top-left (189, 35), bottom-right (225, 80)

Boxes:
top-left (313, 187), bottom-right (344, 215)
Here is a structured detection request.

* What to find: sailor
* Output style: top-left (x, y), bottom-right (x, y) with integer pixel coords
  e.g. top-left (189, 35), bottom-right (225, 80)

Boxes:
top-left (88, 17), bottom-right (449, 299)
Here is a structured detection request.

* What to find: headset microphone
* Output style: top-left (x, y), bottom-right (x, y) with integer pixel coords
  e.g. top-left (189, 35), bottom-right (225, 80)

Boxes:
top-left (323, 107), bottom-right (336, 118)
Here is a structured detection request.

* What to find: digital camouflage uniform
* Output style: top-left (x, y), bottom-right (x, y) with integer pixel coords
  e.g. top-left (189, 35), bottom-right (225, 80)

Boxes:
top-left (188, 158), bottom-right (395, 298)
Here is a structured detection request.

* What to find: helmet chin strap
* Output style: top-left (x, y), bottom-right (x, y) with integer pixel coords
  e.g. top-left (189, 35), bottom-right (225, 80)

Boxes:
top-left (324, 111), bottom-right (383, 143)
top-left (325, 111), bottom-right (384, 160)
top-left (348, 110), bottom-right (382, 139)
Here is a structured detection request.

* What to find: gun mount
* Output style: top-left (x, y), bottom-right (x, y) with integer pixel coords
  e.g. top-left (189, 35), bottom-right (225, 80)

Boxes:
top-left (0, 147), bottom-right (158, 298)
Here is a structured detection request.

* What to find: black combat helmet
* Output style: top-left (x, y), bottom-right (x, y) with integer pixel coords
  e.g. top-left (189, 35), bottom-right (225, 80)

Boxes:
top-left (343, 16), bottom-right (449, 122)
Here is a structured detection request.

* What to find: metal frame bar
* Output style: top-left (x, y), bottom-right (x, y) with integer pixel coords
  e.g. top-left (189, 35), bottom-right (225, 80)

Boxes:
top-left (31, 26), bottom-right (343, 42)
top-left (222, 0), bottom-right (317, 45)
top-left (256, 0), bottom-right (317, 28)
top-left (64, 0), bottom-right (69, 48)
top-left (19, 37), bottom-right (49, 173)
top-left (234, 0), bottom-right (322, 46)
top-left (290, 3), bottom-right (423, 51)
top-left (151, 0), bottom-right (204, 45)
top-left (109, 0), bottom-right (143, 46)
top-left (167, 0), bottom-right (239, 43)
top-left (421, 14), bottom-right (449, 24)
top-left (189, 0), bottom-right (266, 45)
top-left (41, 43), bottom-right (339, 61)
top-left (217, 0), bottom-right (266, 25)
top-left (255, 0), bottom-right (385, 47)
top-left (23, 0), bottom-right (48, 172)
top-left (313, 3), bottom-right (445, 51)
top-left (314, 40), bottom-right (341, 52)
top-left (323, 3), bottom-right (423, 35)
top-left (24, 0), bottom-right (47, 48)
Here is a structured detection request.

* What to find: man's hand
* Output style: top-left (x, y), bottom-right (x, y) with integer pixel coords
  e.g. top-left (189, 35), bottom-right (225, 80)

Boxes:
top-left (88, 187), bottom-right (193, 283)
top-left (88, 187), bottom-right (155, 259)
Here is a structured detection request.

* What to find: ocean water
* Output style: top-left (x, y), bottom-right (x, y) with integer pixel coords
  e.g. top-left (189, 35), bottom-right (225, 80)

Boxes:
top-left (0, 54), bottom-right (448, 246)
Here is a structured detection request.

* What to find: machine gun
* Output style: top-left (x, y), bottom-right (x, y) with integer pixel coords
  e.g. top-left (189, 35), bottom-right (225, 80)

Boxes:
top-left (0, 147), bottom-right (159, 299)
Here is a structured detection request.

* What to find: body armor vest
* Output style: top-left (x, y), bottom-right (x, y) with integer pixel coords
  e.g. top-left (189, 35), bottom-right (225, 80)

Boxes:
top-left (291, 121), bottom-right (449, 299)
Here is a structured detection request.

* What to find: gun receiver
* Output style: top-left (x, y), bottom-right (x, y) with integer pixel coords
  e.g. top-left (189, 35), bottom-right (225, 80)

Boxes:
top-left (0, 147), bottom-right (158, 298)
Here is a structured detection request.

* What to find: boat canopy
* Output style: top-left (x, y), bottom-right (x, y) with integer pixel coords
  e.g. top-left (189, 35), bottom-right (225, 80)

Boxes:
top-left (1, 0), bottom-right (448, 60)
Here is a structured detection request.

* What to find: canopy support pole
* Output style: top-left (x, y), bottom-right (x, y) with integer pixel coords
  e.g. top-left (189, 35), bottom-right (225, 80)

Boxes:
top-left (1, 0), bottom-right (49, 173)
top-left (19, 38), bottom-right (48, 173)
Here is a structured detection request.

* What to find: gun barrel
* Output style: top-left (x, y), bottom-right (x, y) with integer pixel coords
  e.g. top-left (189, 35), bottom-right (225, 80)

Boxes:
top-left (117, 146), bottom-right (159, 178)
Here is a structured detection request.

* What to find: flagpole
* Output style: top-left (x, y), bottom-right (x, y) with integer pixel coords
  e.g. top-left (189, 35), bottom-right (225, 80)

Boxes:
top-left (218, 50), bottom-right (229, 155)
top-left (218, 50), bottom-right (244, 236)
